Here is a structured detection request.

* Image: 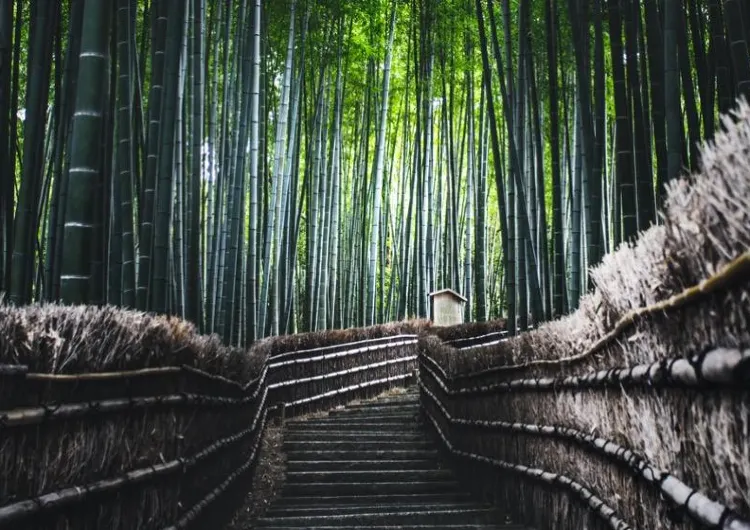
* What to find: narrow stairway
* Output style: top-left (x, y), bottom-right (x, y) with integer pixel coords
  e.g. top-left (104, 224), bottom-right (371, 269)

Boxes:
top-left (255, 389), bottom-right (526, 529)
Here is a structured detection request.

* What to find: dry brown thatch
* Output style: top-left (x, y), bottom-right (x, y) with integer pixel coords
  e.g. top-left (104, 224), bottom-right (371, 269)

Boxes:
top-left (251, 318), bottom-right (429, 359)
top-left (0, 303), bottom-right (265, 381)
top-left (420, 100), bottom-right (750, 529)
top-left (0, 309), bottom-right (422, 529)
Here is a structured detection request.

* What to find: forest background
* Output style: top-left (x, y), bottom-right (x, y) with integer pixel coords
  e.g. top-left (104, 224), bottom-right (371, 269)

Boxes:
top-left (1, 0), bottom-right (748, 346)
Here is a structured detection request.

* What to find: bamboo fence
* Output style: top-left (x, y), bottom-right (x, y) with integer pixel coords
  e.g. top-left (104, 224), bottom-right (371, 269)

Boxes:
top-left (0, 322), bottom-right (421, 530)
top-left (417, 253), bottom-right (750, 530)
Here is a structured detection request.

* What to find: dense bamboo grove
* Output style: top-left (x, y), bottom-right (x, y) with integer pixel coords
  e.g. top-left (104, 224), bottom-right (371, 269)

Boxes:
top-left (1, 0), bottom-right (749, 345)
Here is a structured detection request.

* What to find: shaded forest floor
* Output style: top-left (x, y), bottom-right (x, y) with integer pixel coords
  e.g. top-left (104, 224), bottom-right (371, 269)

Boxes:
top-left (226, 425), bottom-right (286, 529)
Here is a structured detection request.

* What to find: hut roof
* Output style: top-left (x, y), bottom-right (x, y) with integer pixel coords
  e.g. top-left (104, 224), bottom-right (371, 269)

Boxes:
top-left (428, 288), bottom-right (467, 303)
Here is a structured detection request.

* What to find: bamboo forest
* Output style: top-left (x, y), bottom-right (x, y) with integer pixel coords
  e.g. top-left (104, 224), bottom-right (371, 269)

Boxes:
top-left (0, 0), bottom-right (749, 346)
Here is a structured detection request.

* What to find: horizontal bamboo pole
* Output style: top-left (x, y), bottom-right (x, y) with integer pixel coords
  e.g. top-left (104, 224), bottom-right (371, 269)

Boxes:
top-left (0, 390), bottom-right (257, 428)
top-left (0, 364), bottom-right (28, 375)
top-left (0, 387), bottom-right (269, 525)
top-left (420, 347), bottom-right (750, 396)
top-left (269, 334), bottom-right (419, 363)
top-left (177, 365), bottom-right (249, 391)
top-left (445, 331), bottom-right (507, 345)
top-left (269, 339), bottom-right (417, 369)
top-left (420, 378), bottom-right (750, 530)
top-left (283, 373), bottom-right (411, 407)
top-left (420, 403), bottom-right (632, 530)
top-left (456, 337), bottom-right (508, 351)
top-left (454, 250), bottom-right (750, 379)
top-left (25, 366), bottom-right (181, 381)
top-left (268, 356), bottom-right (416, 389)
top-left (25, 363), bottom-right (261, 392)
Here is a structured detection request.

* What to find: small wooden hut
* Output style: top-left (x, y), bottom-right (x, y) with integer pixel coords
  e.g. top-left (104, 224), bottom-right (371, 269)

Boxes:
top-left (429, 288), bottom-right (467, 326)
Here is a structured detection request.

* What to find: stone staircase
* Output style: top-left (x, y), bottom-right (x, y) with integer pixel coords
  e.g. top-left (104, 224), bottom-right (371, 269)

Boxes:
top-left (255, 389), bottom-right (527, 529)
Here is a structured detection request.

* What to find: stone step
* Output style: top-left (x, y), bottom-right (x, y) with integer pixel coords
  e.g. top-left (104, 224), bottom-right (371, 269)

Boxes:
top-left (285, 421), bottom-right (422, 430)
top-left (256, 508), bottom-right (500, 527)
top-left (287, 415), bottom-right (418, 426)
top-left (318, 413), bottom-right (420, 422)
top-left (356, 396), bottom-right (418, 406)
top-left (284, 449), bottom-right (440, 461)
top-left (282, 480), bottom-right (462, 496)
top-left (257, 522), bottom-right (526, 530)
top-left (285, 469), bottom-right (453, 484)
top-left (272, 492), bottom-right (475, 507)
top-left (258, 522), bottom-right (527, 530)
top-left (253, 387), bottom-right (525, 530)
top-left (328, 404), bottom-right (420, 415)
top-left (266, 502), bottom-right (488, 517)
top-left (283, 440), bottom-right (435, 452)
top-left (286, 458), bottom-right (441, 471)
top-left (285, 431), bottom-right (425, 442)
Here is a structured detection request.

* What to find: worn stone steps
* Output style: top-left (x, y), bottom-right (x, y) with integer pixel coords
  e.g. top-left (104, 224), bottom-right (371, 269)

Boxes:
top-left (258, 525), bottom-right (520, 530)
top-left (285, 431), bottom-right (425, 442)
top-left (255, 389), bottom-right (527, 530)
top-left (286, 458), bottom-right (441, 471)
top-left (271, 492), bottom-right (476, 507)
top-left (265, 502), bottom-right (489, 517)
top-left (256, 507), bottom-right (500, 527)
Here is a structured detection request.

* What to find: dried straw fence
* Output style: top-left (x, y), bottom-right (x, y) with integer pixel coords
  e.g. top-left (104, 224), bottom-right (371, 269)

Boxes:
top-left (0, 313), bottom-right (424, 530)
top-left (416, 101), bottom-right (750, 530)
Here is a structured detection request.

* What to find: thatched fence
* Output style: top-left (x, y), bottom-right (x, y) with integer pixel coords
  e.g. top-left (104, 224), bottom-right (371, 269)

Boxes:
top-left (4, 100), bottom-right (750, 530)
top-left (0, 311), bottom-right (426, 530)
top-left (417, 102), bottom-right (750, 530)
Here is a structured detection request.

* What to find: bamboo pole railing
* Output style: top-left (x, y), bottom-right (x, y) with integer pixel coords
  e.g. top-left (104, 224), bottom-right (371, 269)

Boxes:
top-left (421, 404), bottom-right (633, 530)
top-left (419, 345), bottom-right (749, 396)
top-left (0, 332), bottom-right (420, 529)
top-left (420, 367), bottom-right (750, 530)
top-left (451, 250), bottom-right (750, 380)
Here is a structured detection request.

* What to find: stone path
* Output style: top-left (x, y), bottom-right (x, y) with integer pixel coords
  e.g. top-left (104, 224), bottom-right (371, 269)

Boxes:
top-left (255, 389), bottom-right (528, 529)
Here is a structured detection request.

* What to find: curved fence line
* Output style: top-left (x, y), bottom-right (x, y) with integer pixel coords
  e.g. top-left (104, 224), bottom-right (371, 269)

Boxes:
top-left (268, 338), bottom-right (417, 369)
top-left (0, 384), bottom-right (268, 526)
top-left (419, 346), bottom-right (749, 396)
top-left (0, 331), bottom-right (419, 528)
top-left (448, 251), bottom-right (750, 379)
top-left (283, 373), bottom-right (412, 409)
top-left (419, 369), bottom-right (750, 530)
top-left (268, 334), bottom-right (419, 362)
top-left (420, 404), bottom-right (632, 530)
top-left (268, 356), bottom-right (416, 389)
